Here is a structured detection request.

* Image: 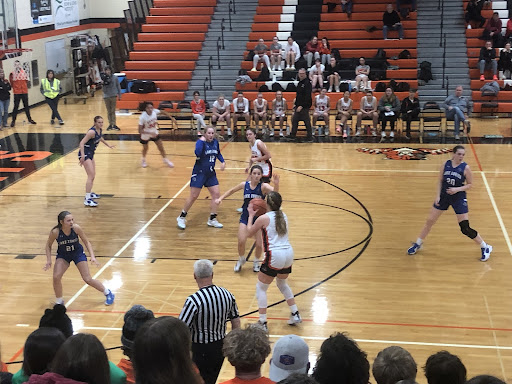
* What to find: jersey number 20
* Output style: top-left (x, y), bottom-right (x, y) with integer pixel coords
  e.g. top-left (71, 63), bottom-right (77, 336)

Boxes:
top-left (446, 178), bottom-right (456, 186)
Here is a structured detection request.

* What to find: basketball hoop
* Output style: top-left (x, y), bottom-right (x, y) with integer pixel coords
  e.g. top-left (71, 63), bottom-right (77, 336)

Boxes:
top-left (0, 48), bottom-right (33, 61)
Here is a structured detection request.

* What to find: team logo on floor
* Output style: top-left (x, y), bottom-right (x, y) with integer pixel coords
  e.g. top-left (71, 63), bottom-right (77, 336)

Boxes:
top-left (357, 147), bottom-right (451, 160)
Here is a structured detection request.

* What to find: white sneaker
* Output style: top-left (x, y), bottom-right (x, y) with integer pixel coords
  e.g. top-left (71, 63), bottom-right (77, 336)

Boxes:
top-left (234, 257), bottom-right (246, 272)
top-left (177, 216), bottom-right (186, 230)
top-left (467, 24), bottom-right (472, 29)
top-left (328, 86), bottom-right (333, 92)
top-left (207, 218), bottom-right (223, 228)
top-left (269, 130), bottom-right (274, 136)
top-left (256, 320), bottom-right (268, 332)
top-left (480, 244), bottom-right (493, 261)
top-left (236, 207), bottom-right (243, 213)
top-left (286, 65), bottom-right (290, 70)
top-left (251, 67), bottom-right (257, 71)
top-left (90, 192), bottom-right (100, 199)
top-left (141, 158), bottom-right (147, 168)
top-left (335, 86), bottom-right (340, 92)
top-left (227, 128), bottom-right (232, 136)
top-left (163, 158), bottom-right (174, 168)
top-left (381, 131), bottom-right (386, 138)
top-left (279, 130), bottom-right (284, 137)
top-left (277, 66), bottom-right (282, 71)
top-left (287, 311), bottom-right (302, 325)
top-left (371, 128), bottom-right (377, 136)
top-left (84, 199), bottom-right (98, 207)
top-left (355, 128), bottom-right (361, 136)
top-left (390, 131), bottom-right (395, 138)
top-left (291, 65), bottom-right (296, 70)
top-left (253, 260), bottom-right (261, 272)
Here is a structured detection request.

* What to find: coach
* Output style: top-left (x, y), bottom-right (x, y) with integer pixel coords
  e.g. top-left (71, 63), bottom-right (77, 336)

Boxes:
top-left (179, 259), bottom-right (241, 384)
top-left (286, 67), bottom-right (313, 142)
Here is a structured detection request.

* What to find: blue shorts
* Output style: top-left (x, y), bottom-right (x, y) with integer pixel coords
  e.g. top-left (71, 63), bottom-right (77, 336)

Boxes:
top-left (78, 151), bottom-right (94, 161)
top-left (240, 211), bottom-right (257, 225)
top-left (57, 252), bottom-right (87, 265)
top-left (434, 195), bottom-right (469, 215)
top-left (190, 171), bottom-right (219, 189)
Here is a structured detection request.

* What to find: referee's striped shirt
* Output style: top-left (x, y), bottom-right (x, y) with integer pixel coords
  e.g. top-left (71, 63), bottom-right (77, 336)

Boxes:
top-left (179, 284), bottom-right (240, 344)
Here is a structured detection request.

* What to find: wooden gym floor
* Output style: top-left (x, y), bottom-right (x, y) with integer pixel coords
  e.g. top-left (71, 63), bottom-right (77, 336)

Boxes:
top-left (0, 95), bottom-right (511, 382)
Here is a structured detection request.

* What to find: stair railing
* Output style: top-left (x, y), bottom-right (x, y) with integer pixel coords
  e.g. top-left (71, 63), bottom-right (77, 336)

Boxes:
top-left (220, 18), bottom-right (226, 49)
top-left (204, 77), bottom-right (208, 103)
top-left (216, 37), bottom-right (222, 69)
top-left (230, 0), bottom-right (236, 14)
top-left (446, 76), bottom-right (449, 97)
top-left (442, 34), bottom-right (447, 88)
top-left (439, 0), bottom-right (444, 47)
top-left (228, 3), bottom-right (233, 31)
top-left (208, 56), bottom-right (213, 89)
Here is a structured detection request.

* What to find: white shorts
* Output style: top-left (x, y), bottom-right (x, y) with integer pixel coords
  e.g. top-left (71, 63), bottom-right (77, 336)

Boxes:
top-left (141, 129), bottom-right (159, 141)
top-left (262, 247), bottom-right (294, 276)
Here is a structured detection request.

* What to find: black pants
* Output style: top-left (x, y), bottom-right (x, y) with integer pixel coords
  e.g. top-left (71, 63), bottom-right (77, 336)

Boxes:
top-left (380, 113), bottom-right (398, 131)
top-left (291, 108), bottom-right (313, 138)
top-left (45, 97), bottom-right (62, 121)
top-left (192, 340), bottom-right (224, 384)
top-left (12, 93), bottom-right (32, 121)
top-left (403, 110), bottom-right (420, 134)
top-left (465, 13), bottom-right (486, 27)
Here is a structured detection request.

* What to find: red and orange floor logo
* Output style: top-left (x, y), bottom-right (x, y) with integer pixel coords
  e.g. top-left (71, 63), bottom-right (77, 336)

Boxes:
top-left (357, 147), bottom-right (451, 160)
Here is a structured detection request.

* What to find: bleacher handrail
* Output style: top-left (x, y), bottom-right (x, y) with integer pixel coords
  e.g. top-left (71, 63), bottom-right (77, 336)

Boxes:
top-left (216, 37), bottom-right (221, 69)
top-left (221, 18), bottom-right (226, 49)
top-left (230, 0), bottom-right (236, 15)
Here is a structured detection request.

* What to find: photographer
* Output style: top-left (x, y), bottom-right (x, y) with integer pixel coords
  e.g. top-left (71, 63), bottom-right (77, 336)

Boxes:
top-left (101, 66), bottom-right (121, 131)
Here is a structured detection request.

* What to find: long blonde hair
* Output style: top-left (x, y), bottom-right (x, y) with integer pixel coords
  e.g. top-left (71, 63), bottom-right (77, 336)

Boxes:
top-left (266, 191), bottom-right (287, 236)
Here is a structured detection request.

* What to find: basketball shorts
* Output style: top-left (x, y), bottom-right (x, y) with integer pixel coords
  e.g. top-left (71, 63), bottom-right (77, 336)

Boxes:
top-left (78, 150), bottom-right (94, 161)
top-left (190, 171), bottom-right (219, 189)
top-left (140, 134), bottom-right (160, 145)
top-left (57, 252), bottom-right (87, 265)
top-left (260, 247), bottom-right (294, 277)
top-left (434, 195), bottom-right (469, 215)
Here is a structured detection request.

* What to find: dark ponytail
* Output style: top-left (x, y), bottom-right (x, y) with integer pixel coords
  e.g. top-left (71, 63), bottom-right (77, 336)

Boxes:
top-left (266, 192), bottom-right (287, 236)
top-left (53, 211), bottom-right (71, 230)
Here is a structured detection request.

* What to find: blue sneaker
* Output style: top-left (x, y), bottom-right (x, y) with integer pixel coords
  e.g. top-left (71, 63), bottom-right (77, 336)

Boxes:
top-left (90, 192), bottom-right (100, 199)
top-left (407, 242), bottom-right (421, 255)
top-left (480, 245), bottom-right (493, 262)
top-left (105, 290), bottom-right (115, 305)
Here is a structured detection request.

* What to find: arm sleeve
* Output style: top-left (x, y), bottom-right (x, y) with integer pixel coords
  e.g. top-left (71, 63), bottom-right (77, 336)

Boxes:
top-left (195, 140), bottom-right (205, 157)
top-left (115, 76), bottom-right (121, 95)
top-left (442, 96), bottom-right (452, 110)
top-left (228, 295), bottom-right (240, 320)
top-left (178, 298), bottom-right (197, 327)
top-left (377, 98), bottom-right (386, 111)
top-left (479, 48), bottom-right (485, 61)
top-left (40, 82), bottom-right (44, 95)
top-left (393, 97), bottom-right (401, 112)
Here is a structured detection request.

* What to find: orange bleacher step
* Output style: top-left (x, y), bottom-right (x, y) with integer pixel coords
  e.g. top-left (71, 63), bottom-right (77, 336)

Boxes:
top-left (470, 80), bottom-right (509, 89)
top-left (473, 102), bottom-right (511, 113)
top-left (129, 51), bottom-right (199, 61)
top-left (321, 12), bottom-right (416, 21)
top-left (142, 24), bottom-right (208, 33)
top-left (471, 90), bottom-right (512, 101)
top-left (149, 7), bottom-right (214, 15)
top-left (154, 0), bottom-right (216, 6)
top-left (125, 61), bottom-right (196, 70)
top-left (249, 30), bottom-right (416, 41)
top-left (246, 40), bottom-right (416, 50)
top-left (146, 16), bottom-right (211, 23)
top-left (138, 33), bottom-right (205, 42)
top-left (322, 4), bottom-right (396, 12)
top-left (123, 71), bottom-right (193, 80)
top-left (154, 81), bottom-right (189, 90)
top-left (134, 42), bottom-right (203, 51)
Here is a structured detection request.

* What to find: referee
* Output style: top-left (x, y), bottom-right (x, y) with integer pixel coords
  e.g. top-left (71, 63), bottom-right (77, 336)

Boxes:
top-left (285, 67), bottom-right (314, 142)
top-left (179, 259), bottom-right (241, 384)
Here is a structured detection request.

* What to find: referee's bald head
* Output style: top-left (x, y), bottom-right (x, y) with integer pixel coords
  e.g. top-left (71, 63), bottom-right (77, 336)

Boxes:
top-left (194, 259), bottom-right (214, 278)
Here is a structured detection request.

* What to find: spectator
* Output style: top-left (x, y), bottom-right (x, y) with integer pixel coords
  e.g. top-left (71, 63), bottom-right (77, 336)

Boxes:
top-left (9, 60), bottom-right (36, 127)
top-left (479, 40), bottom-right (498, 80)
top-left (312, 332), bottom-right (370, 384)
top-left (279, 374), bottom-right (318, 384)
top-left (285, 68), bottom-right (313, 142)
top-left (117, 305), bottom-right (155, 384)
top-left (101, 66), bottom-right (121, 131)
top-left (325, 57), bottom-right (340, 92)
top-left (270, 36), bottom-right (283, 71)
top-left (442, 85), bottom-right (471, 140)
top-left (40, 69), bottom-right (64, 125)
top-left (269, 335), bottom-right (310, 382)
top-left (305, 36), bottom-right (322, 67)
top-left (483, 12), bottom-right (503, 47)
top-left (284, 36), bottom-right (301, 70)
top-left (233, 91), bottom-right (251, 130)
top-left (252, 38), bottom-right (271, 72)
top-left (191, 91), bottom-right (207, 135)
top-left (336, 90), bottom-right (353, 137)
top-left (341, 0), bottom-right (353, 17)
top-left (356, 90), bottom-right (378, 136)
top-left (12, 328), bottom-right (66, 384)
top-left (372, 346), bottom-right (417, 384)
top-left (465, 0), bottom-right (486, 28)
top-left (506, 18), bottom-right (512, 39)
top-left (378, 87), bottom-right (401, 141)
top-left (397, 0), bottom-right (416, 14)
top-left (383, 4), bottom-right (404, 40)
top-left (133, 317), bottom-right (203, 384)
top-left (320, 38), bottom-right (331, 67)
top-left (309, 59), bottom-right (325, 91)
top-left (253, 92), bottom-right (268, 133)
top-left (39, 304), bottom-right (73, 339)
top-left (212, 94), bottom-right (232, 137)
top-left (220, 325), bottom-right (272, 384)
top-left (466, 376), bottom-right (506, 384)
top-left (400, 88), bottom-right (420, 140)
top-left (313, 88), bottom-right (330, 136)
top-left (179, 259), bottom-right (241, 384)
top-left (355, 57), bottom-right (370, 92)
top-left (499, 41), bottom-right (512, 79)
top-left (0, 69), bottom-right (11, 128)
top-left (424, 351), bottom-right (466, 384)
top-left (271, 90), bottom-right (288, 137)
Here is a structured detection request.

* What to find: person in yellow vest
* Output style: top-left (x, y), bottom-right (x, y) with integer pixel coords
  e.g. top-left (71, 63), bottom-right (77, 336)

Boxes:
top-left (40, 69), bottom-right (64, 125)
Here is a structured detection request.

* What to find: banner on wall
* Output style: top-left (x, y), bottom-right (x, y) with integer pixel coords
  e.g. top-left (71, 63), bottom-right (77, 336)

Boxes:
top-left (53, 0), bottom-right (79, 30)
top-left (31, 0), bottom-right (53, 24)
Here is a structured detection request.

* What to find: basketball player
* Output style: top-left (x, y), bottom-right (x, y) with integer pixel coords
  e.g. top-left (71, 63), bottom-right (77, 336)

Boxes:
top-left (336, 90), bottom-right (353, 138)
top-left (313, 88), bottom-right (330, 136)
top-left (271, 90), bottom-right (288, 137)
top-left (138, 101), bottom-right (175, 168)
top-left (246, 191), bottom-right (301, 329)
top-left (177, 126), bottom-right (226, 230)
top-left (44, 211), bottom-right (115, 305)
top-left (407, 145), bottom-right (493, 261)
top-left (246, 128), bottom-right (272, 183)
top-left (253, 93), bottom-right (268, 134)
top-left (78, 116), bottom-right (115, 207)
top-left (215, 165), bottom-right (279, 272)
top-left (355, 90), bottom-right (378, 136)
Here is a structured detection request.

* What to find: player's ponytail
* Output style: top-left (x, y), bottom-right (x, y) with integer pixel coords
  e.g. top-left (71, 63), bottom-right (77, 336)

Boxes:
top-left (267, 192), bottom-right (287, 236)
top-left (53, 211), bottom-right (71, 230)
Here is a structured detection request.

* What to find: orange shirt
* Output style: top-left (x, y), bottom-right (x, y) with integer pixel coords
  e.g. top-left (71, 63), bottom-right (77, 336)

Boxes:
top-left (219, 377), bottom-right (274, 384)
top-left (117, 359), bottom-right (135, 384)
top-left (191, 99), bottom-right (206, 114)
top-left (9, 73), bottom-right (28, 94)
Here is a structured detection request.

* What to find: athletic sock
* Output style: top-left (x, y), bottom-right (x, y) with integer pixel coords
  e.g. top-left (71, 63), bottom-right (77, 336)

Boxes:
top-left (55, 297), bottom-right (64, 304)
top-left (480, 241), bottom-right (487, 249)
top-left (85, 193), bottom-right (91, 200)
top-left (180, 211), bottom-right (188, 218)
top-left (290, 304), bottom-right (298, 313)
top-left (259, 313), bottom-right (267, 322)
top-left (210, 213), bottom-right (217, 220)
top-left (416, 238), bottom-right (423, 246)
top-left (103, 288), bottom-right (110, 295)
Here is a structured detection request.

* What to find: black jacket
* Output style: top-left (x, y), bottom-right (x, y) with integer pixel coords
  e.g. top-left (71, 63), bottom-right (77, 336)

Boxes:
top-left (383, 10), bottom-right (401, 27)
top-left (479, 47), bottom-right (496, 62)
top-left (499, 49), bottom-right (512, 71)
top-left (401, 97), bottom-right (420, 115)
top-left (0, 79), bottom-right (11, 101)
top-left (295, 77), bottom-right (312, 109)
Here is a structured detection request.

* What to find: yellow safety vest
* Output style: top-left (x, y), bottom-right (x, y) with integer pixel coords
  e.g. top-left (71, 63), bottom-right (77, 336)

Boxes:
top-left (42, 78), bottom-right (60, 99)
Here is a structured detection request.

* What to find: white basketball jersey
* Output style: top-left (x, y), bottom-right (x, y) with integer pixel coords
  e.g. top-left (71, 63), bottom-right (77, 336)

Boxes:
top-left (263, 211), bottom-right (291, 251)
top-left (315, 95), bottom-right (328, 112)
top-left (273, 98), bottom-right (286, 116)
top-left (254, 98), bottom-right (266, 113)
top-left (339, 98), bottom-right (351, 111)
top-left (250, 139), bottom-right (271, 177)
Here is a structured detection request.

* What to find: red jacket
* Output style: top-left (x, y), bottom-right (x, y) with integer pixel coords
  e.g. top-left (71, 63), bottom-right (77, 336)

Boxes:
top-left (485, 17), bottom-right (502, 33)
top-left (305, 41), bottom-right (322, 53)
top-left (506, 19), bottom-right (512, 37)
top-left (27, 373), bottom-right (87, 384)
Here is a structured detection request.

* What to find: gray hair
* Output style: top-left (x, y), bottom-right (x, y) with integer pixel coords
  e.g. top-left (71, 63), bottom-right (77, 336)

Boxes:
top-left (194, 259), bottom-right (214, 278)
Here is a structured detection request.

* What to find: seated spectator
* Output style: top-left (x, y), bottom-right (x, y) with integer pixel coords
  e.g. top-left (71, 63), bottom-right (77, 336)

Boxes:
top-left (278, 374), bottom-right (318, 384)
top-left (312, 332), bottom-right (370, 384)
top-left (320, 38), bottom-right (331, 67)
top-left (39, 304), bottom-right (73, 339)
top-left (211, 94), bottom-right (232, 137)
top-left (400, 88), bottom-right (420, 140)
top-left (466, 375), bottom-right (506, 384)
top-left (12, 328), bottom-right (66, 384)
top-left (269, 335), bottom-right (309, 382)
top-left (336, 90), bottom-right (353, 137)
top-left (309, 59), bottom-right (325, 91)
top-left (117, 305), bottom-right (155, 384)
top-left (253, 92), bottom-right (268, 133)
top-left (325, 57), bottom-right (340, 92)
top-left (506, 18), bottom-right (512, 39)
top-left (383, 4), bottom-right (404, 40)
top-left (355, 57), bottom-right (370, 92)
top-left (271, 90), bottom-right (288, 137)
top-left (424, 351), bottom-right (466, 384)
top-left (372, 346), bottom-right (417, 384)
top-left (284, 36), bottom-right (301, 70)
top-left (378, 87), bottom-right (401, 141)
top-left (305, 36), bottom-right (322, 68)
top-left (479, 40), bottom-right (498, 80)
top-left (313, 88), bottom-right (331, 136)
top-left (498, 41), bottom-right (512, 78)
top-left (133, 317), bottom-right (203, 384)
top-left (269, 36), bottom-right (283, 71)
top-left (465, 0), bottom-right (486, 28)
top-left (1, 344), bottom-right (13, 384)
top-left (356, 90), bottom-right (379, 136)
top-left (483, 12), bottom-right (503, 47)
top-left (191, 91), bottom-right (207, 135)
top-left (220, 325), bottom-right (272, 384)
top-left (442, 86), bottom-right (470, 140)
top-left (252, 39), bottom-right (270, 72)
top-left (233, 91), bottom-right (250, 129)
top-left (397, 0), bottom-right (416, 16)
top-left (341, 0), bottom-right (353, 17)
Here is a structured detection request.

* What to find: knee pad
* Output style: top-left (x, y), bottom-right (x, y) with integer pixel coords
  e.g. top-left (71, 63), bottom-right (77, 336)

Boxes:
top-left (459, 220), bottom-right (478, 239)
top-left (276, 278), bottom-right (294, 301)
top-left (256, 281), bottom-right (270, 309)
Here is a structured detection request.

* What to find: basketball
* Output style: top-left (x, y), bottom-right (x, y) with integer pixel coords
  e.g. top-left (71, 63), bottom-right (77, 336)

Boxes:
top-left (250, 198), bottom-right (267, 216)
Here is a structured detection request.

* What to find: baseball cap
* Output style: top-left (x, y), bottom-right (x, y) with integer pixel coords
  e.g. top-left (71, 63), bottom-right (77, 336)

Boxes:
top-left (269, 334), bottom-right (309, 382)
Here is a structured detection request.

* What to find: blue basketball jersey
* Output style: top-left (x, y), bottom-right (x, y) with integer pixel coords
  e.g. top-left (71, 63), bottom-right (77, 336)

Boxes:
top-left (242, 181), bottom-right (264, 211)
top-left (441, 160), bottom-right (467, 198)
top-left (56, 228), bottom-right (84, 257)
top-left (193, 139), bottom-right (224, 173)
top-left (84, 127), bottom-right (102, 154)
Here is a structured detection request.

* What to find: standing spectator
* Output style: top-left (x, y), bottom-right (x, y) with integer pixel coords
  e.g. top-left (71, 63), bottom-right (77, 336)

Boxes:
top-left (269, 36), bottom-right (283, 71)
top-left (191, 91), bottom-right (207, 135)
top-left (284, 36), bottom-right (301, 70)
top-left (253, 92), bottom-right (268, 133)
top-left (336, 90), bottom-right (353, 137)
top-left (383, 4), bottom-right (404, 40)
top-left (341, 0), bottom-right (353, 17)
top-left (313, 88), bottom-right (330, 136)
top-left (309, 59), bottom-right (325, 91)
top-left (220, 325), bottom-right (272, 384)
top-left (101, 66), bottom-right (121, 131)
top-left (305, 36), bottom-right (322, 67)
top-left (372, 346), bottom-right (417, 384)
top-left (179, 259), bottom-right (241, 384)
top-left (479, 40), bottom-right (498, 80)
top-left (233, 91), bottom-right (251, 129)
top-left (498, 41), bottom-right (512, 79)
top-left (211, 94), bottom-right (232, 137)
top-left (378, 87), bottom-right (401, 141)
top-left (465, 0), bottom-right (486, 28)
top-left (325, 57), bottom-right (340, 92)
top-left (356, 90), bottom-right (378, 136)
top-left (424, 351), bottom-right (466, 384)
top-left (400, 88), bottom-right (420, 140)
top-left (271, 90), bottom-right (288, 137)
top-left (483, 12), bottom-right (503, 47)
top-left (9, 60), bottom-right (36, 127)
top-left (40, 70), bottom-right (64, 125)
top-left (320, 37), bottom-right (331, 67)
top-left (0, 69), bottom-right (11, 128)
top-left (355, 57), bottom-right (370, 91)
top-left (286, 68), bottom-right (313, 142)
top-left (269, 335), bottom-right (310, 382)
top-left (442, 86), bottom-right (471, 140)
top-left (252, 38), bottom-right (271, 72)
